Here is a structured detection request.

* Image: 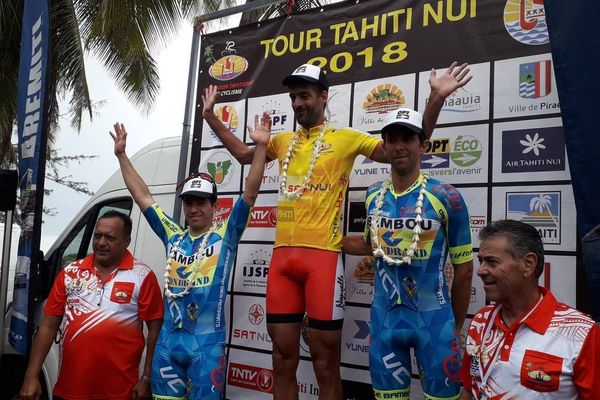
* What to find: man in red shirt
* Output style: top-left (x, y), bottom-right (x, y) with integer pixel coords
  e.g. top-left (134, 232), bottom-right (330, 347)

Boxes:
top-left (20, 211), bottom-right (164, 400)
top-left (460, 220), bottom-right (599, 400)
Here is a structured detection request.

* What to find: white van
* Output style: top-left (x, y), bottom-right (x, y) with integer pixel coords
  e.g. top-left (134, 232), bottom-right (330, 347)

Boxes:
top-left (1, 136), bottom-right (185, 399)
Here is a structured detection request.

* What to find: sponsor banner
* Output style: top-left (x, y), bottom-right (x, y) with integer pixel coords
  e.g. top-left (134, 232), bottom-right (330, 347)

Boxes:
top-left (214, 197), bottom-right (234, 227)
top-left (241, 193), bottom-right (278, 241)
top-left (352, 74), bottom-right (416, 132)
top-left (232, 243), bottom-right (272, 294)
top-left (467, 257), bottom-right (486, 315)
top-left (503, 0), bottom-right (549, 46)
top-left (349, 136), bottom-right (390, 188)
top-left (491, 185), bottom-right (576, 251)
top-left (421, 125), bottom-right (488, 184)
top-left (243, 159), bottom-right (280, 192)
top-left (340, 368), bottom-right (375, 392)
top-left (340, 306), bottom-right (371, 367)
top-left (201, 99), bottom-right (246, 147)
top-left (199, 149), bottom-right (242, 193)
top-left (231, 296), bottom-right (271, 351)
top-left (493, 54), bottom-right (560, 119)
top-left (538, 255), bottom-right (576, 308)
top-left (227, 348), bottom-right (320, 400)
top-left (418, 62), bottom-right (491, 124)
top-left (12, 0), bottom-right (51, 354)
top-left (493, 118), bottom-right (569, 182)
top-left (457, 187), bottom-right (488, 248)
top-left (344, 254), bottom-right (375, 306)
top-left (326, 84), bottom-right (352, 127)
top-left (247, 93), bottom-right (294, 137)
top-left (347, 201), bottom-right (367, 234)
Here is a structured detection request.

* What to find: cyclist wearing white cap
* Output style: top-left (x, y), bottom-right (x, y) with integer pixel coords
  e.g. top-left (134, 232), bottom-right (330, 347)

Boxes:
top-left (202, 63), bottom-right (471, 400)
top-left (111, 116), bottom-right (270, 400)
top-left (343, 107), bottom-right (473, 400)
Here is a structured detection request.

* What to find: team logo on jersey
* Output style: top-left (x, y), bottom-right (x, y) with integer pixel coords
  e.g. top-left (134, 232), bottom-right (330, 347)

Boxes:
top-left (187, 303), bottom-right (199, 321)
top-left (506, 192), bottom-right (560, 244)
top-left (362, 84), bottom-right (405, 114)
top-left (441, 88), bottom-right (482, 113)
top-left (110, 282), bottom-right (134, 304)
top-left (248, 304), bottom-right (265, 325)
top-left (206, 151), bottom-right (234, 186)
top-left (208, 41), bottom-right (248, 81)
top-left (503, 0), bottom-right (549, 45)
top-left (402, 277), bottom-right (417, 299)
top-left (519, 60), bottom-right (552, 98)
top-left (502, 126), bottom-right (565, 173)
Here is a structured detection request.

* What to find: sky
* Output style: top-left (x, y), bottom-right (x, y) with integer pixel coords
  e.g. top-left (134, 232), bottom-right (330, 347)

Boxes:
top-left (40, 22), bottom-right (197, 251)
top-left (37, 10), bottom-right (249, 252)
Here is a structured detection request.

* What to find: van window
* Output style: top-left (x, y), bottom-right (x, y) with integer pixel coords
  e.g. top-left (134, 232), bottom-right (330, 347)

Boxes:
top-left (51, 198), bottom-right (133, 273)
top-left (85, 200), bottom-right (134, 255)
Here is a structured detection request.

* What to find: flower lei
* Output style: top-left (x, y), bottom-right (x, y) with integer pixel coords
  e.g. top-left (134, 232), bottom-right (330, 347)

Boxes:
top-left (279, 123), bottom-right (327, 200)
top-left (370, 174), bottom-right (429, 265)
top-left (164, 227), bottom-right (213, 299)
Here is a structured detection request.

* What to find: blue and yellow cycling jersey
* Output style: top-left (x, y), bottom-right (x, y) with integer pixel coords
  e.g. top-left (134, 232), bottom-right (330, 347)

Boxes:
top-left (364, 174), bottom-right (473, 311)
top-left (143, 197), bottom-right (250, 339)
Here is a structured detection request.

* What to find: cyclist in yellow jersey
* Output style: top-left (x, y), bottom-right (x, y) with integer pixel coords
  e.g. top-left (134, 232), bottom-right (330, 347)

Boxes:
top-left (202, 62), bottom-right (471, 400)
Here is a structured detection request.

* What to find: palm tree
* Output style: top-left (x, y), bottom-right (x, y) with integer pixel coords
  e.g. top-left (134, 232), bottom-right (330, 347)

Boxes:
top-left (0, 0), bottom-right (234, 168)
top-left (529, 193), bottom-right (559, 227)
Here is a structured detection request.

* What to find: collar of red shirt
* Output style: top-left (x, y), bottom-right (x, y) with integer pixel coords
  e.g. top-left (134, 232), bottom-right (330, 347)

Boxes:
top-left (494, 286), bottom-right (557, 335)
top-left (78, 250), bottom-right (134, 271)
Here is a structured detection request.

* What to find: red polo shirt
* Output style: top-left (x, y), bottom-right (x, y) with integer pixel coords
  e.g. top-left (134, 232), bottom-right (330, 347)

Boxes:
top-left (45, 251), bottom-right (163, 399)
top-left (460, 288), bottom-right (599, 399)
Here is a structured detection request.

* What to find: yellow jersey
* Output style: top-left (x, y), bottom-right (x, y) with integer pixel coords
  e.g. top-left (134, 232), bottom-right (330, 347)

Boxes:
top-left (267, 125), bottom-right (380, 252)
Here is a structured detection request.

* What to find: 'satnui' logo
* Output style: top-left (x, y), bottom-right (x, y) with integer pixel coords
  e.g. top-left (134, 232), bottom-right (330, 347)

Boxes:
top-left (503, 0), bottom-right (549, 45)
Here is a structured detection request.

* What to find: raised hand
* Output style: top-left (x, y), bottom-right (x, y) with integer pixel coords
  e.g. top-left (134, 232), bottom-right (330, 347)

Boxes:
top-left (201, 85), bottom-right (219, 117)
top-left (247, 112), bottom-right (272, 146)
top-left (429, 62), bottom-right (473, 99)
top-left (110, 122), bottom-right (128, 156)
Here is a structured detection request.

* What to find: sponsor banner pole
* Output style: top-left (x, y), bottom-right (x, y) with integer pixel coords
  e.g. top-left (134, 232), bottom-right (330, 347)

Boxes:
top-left (173, 19), bottom-right (202, 224)
top-left (10, 0), bottom-right (51, 355)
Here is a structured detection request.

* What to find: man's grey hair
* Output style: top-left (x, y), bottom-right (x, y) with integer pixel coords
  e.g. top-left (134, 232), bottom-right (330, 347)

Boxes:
top-left (479, 219), bottom-right (545, 277)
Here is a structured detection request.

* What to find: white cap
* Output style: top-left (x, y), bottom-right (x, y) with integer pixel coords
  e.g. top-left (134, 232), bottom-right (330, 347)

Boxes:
top-left (381, 107), bottom-right (424, 134)
top-left (178, 174), bottom-right (217, 201)
top-left (282, 64), bottom-right (329, 89)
